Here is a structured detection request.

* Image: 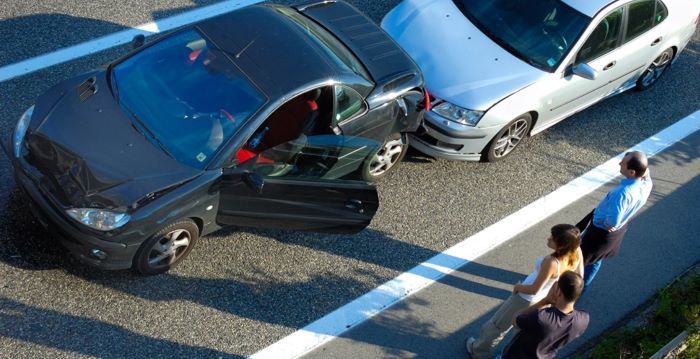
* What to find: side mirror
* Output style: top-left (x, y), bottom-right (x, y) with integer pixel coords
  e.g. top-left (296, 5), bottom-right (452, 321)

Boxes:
top-left (131, 34), bottom-right (146, 50)
top-left (571, 63), bottom-right (597, 80)
top-left (242, 171), bottom-right (264, 194)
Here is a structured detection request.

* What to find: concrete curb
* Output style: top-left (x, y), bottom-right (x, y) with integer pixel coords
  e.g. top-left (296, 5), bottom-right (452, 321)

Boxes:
top-left (650, 330), bottom-right (689, 359)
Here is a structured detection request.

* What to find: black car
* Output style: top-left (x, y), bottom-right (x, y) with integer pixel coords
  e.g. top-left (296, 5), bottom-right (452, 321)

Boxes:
top-left (3, 1), bottom-right (425, 274)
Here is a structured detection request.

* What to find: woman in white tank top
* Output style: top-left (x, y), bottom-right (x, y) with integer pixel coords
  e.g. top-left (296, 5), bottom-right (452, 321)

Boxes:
top-left (466, 224), bottom-right (584, 359)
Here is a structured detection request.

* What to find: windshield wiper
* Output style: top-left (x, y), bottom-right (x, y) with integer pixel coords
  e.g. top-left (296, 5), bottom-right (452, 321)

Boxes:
top-left (125, 108), bottom-right (174, 159)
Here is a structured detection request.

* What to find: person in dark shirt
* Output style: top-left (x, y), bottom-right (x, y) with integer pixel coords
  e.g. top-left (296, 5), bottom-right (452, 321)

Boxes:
top-left (500, 271), bottom-right (589, 359)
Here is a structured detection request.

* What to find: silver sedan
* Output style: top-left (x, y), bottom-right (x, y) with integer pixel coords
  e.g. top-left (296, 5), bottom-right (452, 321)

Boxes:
top-left (382, 0), bottom-right (700, 161)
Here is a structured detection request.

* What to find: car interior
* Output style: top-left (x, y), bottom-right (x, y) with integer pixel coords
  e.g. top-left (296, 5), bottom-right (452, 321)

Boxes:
top-left (234, 86), bottom-right (374, 181)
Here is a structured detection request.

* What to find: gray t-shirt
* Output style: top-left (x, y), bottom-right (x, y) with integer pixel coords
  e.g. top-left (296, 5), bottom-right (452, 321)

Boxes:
top-left (502, 307), bottom-right (589, 359)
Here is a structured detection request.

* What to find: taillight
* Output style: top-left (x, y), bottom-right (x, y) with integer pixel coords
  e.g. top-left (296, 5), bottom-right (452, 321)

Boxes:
top-left (424, 88), bottom-right (431, 112)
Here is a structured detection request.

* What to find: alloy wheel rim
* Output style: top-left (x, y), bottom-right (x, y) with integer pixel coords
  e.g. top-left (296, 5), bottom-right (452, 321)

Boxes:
top-left (493, 119), bottom-right (528, 158)
top-left (147, 228), bottom-right (191, 267)
top-left (641, 50), bottom-right (672, 87)
top-left (368, 137), bottom-right (405, 176)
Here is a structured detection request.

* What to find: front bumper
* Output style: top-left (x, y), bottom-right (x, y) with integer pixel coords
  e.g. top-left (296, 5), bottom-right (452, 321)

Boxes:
top-left (4, 139), bottom-right (139, 270)
top-left (409, 111), bottom-right (500, 161)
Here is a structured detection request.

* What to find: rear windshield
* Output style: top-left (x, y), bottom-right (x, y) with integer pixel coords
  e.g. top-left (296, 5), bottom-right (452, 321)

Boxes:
top-left (111, 29), bottom-right (265, 169)
top-left (454, 0), bottom-right (590, 71)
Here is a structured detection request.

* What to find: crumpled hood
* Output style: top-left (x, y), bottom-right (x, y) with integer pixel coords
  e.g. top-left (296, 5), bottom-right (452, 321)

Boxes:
top-left (24, 71), bottom-right (200, 209)
top-left (382, 0), bottom-right (546, 110)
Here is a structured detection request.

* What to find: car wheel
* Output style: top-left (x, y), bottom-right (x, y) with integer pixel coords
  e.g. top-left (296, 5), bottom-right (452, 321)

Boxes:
top-left (635, 48), bottom-right (674, 91)
top-left (365, 132), bottom-right (408, 181)
top-left (482, 114), bottom-right (532, 162)
top-left (133, 219), bottom-right (199, 275)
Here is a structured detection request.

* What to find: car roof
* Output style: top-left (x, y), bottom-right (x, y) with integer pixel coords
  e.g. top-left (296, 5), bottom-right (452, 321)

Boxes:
top-left (561, 0), bottom-right (620, 17)
top-left (196, 4), bottom-right (356, 99)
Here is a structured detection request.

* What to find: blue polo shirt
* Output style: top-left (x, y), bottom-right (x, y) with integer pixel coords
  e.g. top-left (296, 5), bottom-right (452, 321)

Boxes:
top-left (592, 174), bottom-right (652, 231)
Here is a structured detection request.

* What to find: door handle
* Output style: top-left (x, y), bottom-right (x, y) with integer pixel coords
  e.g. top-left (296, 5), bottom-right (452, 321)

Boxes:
top-left (603, 61), bottom-right (616, 70)
top-left (651, 37), bottom-right (662, 46)
top-left (345, 199), bottom-right (364, 213)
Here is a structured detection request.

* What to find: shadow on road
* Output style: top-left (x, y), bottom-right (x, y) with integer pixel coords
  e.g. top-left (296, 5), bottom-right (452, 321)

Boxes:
top-left (0, 297), bottom-right (241, 358)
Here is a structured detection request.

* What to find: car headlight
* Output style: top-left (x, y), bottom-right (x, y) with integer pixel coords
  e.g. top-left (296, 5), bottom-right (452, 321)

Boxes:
top-left (66, 208), bottom-right (130, 231)
top-left (13, 105), bottom-right (34, 158)
top-left (432, 102), bottom-right (484, 126)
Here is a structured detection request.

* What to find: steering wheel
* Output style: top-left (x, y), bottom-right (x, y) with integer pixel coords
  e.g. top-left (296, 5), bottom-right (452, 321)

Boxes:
top-left (542, 23), bottom-right (568, 53)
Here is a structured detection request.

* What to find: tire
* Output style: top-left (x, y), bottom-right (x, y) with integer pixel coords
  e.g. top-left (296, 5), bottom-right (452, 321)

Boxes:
top-left (133, 219), bottom-right (199, 275)
top-left (482, 113), bottom-right (532, 162)
top-left (364, 132), bottom-right (409, 181)
top-left (635, 47), bottom-right (674, 91)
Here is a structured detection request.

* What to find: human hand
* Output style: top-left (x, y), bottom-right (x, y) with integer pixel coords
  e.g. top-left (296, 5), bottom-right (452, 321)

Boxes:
top-left (544, 283), bottom-right (558, 304)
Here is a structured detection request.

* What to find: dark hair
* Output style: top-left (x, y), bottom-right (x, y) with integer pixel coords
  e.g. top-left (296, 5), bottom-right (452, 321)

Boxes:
top-left (626, 151), bottom-right (648, 178)
top-left (551, 224), bottom-right (581, 267)
top-left (558, 271), bottom-right (584, 302)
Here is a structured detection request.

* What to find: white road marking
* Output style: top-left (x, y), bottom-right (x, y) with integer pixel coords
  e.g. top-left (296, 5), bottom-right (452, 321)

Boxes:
top-left (250, 108), bottom-right (700, 359)
top-left (0, 0), bottom-right (261, 83)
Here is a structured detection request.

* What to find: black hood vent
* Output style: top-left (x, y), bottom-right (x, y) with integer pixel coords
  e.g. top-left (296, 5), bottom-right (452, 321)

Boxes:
top-left (76, 76), bottom-right (98, 102)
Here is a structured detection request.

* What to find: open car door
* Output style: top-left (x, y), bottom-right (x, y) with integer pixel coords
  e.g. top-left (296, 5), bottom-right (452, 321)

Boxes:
top-left (217, 135), bottom-right (380, 233)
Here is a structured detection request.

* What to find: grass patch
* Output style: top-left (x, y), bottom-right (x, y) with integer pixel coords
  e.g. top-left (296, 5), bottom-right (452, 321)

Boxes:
top-left (587, 272), bottom-right (700, 358)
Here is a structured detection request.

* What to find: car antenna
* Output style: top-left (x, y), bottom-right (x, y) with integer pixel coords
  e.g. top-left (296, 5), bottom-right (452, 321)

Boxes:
top-left (235, 37), bottom-right (257, 59)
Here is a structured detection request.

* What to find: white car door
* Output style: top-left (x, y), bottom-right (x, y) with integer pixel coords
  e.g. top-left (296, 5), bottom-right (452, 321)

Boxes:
top-left (542, 6), bottom-right (627, 126)
top-left (606, 0), bottom-right (670, 90)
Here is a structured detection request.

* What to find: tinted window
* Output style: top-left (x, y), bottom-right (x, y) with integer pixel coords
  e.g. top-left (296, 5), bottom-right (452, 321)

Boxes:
top-left (334, 85), bottom-right (365, 124)
top-left (654, 0), bottom-right (668, 25)
top-left (626, 0), bottom-right (656, 41)
top-left (577, 8), bottom-right (623, 63)
top-left (112, 29), bottom-right (265, 169)
top-left (275, 6), bottom-right (371, 81)
top-left (453, 0), bottom-right (590, 71)
top-left (250, 135), bottom-right (379, 182)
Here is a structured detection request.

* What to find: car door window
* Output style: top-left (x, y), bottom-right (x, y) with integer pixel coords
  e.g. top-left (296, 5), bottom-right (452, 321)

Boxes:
top-left (576, 8), bottom-right (624, 64)
top-left (247, 135), bottom-right (379, 182)
top-left (654, 1), bottom-right (668, 24)
top-left (334, 85), bottom-right (366, 126)
top-left (625, 0), bottom-right (658, 42)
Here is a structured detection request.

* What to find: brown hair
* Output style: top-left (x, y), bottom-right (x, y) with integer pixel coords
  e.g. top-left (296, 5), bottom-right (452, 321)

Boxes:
top-left (558, 271), bottom-right (584, 302)
top-left (550, 224), bottom-right (581, 269)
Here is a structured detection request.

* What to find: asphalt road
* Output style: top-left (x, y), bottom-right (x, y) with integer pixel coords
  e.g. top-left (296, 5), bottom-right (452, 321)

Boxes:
top-left (1, 1), bottom-right (699, 358)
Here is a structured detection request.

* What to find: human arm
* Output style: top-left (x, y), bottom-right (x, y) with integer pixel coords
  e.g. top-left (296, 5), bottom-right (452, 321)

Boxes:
top-left (511, 285), bottom-right (556, 328)
top-left (513, 256), bottom-right (557, 295)
top-left (575, 247), bottom-right (584, 278)
top-left (598, 191), bottom-right (633, 232)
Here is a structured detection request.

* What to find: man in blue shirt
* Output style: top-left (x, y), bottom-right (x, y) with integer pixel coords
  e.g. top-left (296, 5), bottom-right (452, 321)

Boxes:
top-left (579, 151), bottom-right (653, 290)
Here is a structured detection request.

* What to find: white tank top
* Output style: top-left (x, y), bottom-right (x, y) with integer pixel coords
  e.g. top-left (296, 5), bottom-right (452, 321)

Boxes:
top-left (518, 256), bottom-right (560, 303)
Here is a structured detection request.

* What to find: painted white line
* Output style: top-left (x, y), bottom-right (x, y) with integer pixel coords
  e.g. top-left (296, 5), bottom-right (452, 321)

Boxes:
top-left (0, 0), bottom-right (261, 83)
top-left (250, 109), bottom-right (700, 359)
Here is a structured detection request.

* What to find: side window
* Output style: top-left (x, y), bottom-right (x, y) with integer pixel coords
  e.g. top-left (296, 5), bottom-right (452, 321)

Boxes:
top-left (625, 0), bottom-right (657, 42)
top-left (577, 8), bottom-right (624, 64)
top-left (654, 0), bottom-right (668, 25)
top-left (334, 85), bottom-right (366, 126)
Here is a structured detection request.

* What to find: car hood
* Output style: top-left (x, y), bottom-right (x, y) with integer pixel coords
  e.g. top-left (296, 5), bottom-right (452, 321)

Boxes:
top-left (381, 0), bottom-right (546, 110)
top-left (24, 71), bottom-right (201, 209)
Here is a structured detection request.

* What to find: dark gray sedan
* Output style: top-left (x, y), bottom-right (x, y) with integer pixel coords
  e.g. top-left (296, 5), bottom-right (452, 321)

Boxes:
top-left (4, 1), bottom-right (425, 274)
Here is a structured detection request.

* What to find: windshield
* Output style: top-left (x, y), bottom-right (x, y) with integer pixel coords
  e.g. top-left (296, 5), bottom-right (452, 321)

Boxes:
top-left (454, 0), bottom-right (590, 71)
top-left (111, 29), bottom-right (265, 169)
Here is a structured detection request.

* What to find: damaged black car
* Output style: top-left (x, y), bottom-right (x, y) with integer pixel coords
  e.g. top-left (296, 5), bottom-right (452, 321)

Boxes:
top-left (3, 1), bottom-right (425, 274)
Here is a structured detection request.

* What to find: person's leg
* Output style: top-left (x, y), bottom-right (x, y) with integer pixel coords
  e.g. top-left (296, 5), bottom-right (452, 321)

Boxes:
top-left (583, 260), bottom-right (602, 291)
top-left (468, 294), bottom-right (530, 359)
